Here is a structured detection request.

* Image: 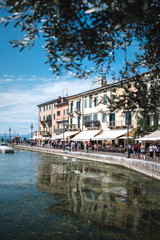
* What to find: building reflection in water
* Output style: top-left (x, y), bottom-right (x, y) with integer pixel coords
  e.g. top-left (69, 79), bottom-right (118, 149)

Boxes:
top-left (37, 157), bottom-right (157, 232)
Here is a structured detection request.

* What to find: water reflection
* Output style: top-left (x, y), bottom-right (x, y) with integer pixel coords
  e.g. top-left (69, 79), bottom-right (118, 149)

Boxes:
top-left (37, 157), bottom-right (160, 237)
top-left (1, 151), bottom-right (160, 239)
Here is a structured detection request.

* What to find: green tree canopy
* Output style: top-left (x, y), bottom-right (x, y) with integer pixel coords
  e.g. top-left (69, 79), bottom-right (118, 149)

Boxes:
top-left (0, 0), bottom-right (159, 78)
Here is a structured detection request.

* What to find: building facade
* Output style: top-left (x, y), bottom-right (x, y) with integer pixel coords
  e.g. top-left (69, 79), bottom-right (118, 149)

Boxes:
top-left (37, 71), bottom-right (160, 142)
top-left (37, 97), bottom-right (69, 139)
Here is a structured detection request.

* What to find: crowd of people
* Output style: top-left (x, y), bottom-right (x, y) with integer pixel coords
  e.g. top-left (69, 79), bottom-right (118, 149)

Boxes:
top-left (131, 143), bottom-right (160, 160)
top-left (37, 140), bottom-right (160, 160)
top-left (7, 137), bottom-right (160, 160)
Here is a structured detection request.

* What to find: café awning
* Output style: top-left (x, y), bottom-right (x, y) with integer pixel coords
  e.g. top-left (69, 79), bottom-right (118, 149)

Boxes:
top-left (92, 129), bottom-right (131, 140)
top-left (54, 130), bottom-right (80, 140)
top-left (136, 130), bottom-right (160, 142)
top-left (71, 130), bottom-right (101, 142)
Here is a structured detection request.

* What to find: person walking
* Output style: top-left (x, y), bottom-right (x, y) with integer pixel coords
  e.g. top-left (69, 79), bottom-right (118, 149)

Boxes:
top-left (141, 144), bottom-right (146, 160)
top-left (133, 144), bottom-right (138, 159)
top-left (149, 144), bottom-right (154, 158)
top-left (156, 144), bottom-right (160, 159)
top-left (137, 143), bottom-right (141, 159)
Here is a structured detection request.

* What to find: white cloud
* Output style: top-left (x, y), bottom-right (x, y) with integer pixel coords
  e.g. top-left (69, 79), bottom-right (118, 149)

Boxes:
top-left (0, 76), bottom-right (96, 134)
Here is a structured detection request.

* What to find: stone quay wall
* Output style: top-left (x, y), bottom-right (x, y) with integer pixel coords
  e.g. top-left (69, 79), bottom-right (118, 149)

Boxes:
top-left (14, 145), bottom-right (160, 181)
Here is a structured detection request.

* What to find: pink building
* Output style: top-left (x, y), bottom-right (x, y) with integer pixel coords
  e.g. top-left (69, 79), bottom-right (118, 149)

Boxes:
top-left (37, 97), bottom-right (68, 139)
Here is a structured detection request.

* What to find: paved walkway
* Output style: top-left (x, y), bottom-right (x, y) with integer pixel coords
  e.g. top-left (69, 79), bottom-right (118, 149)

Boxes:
top-left (88, 149), bottom-right (160, 163)
top-left (14, 144), bottom-right (160, 164)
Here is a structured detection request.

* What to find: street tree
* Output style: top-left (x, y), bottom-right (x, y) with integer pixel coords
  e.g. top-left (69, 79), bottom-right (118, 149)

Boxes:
top-left (0, 0), bottom-right (160, 135)
top-left (0, 0), bottom-right (159, 77)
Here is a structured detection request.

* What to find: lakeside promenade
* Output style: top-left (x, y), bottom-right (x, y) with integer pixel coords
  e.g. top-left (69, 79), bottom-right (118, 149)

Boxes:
top-left (14, 144), bottom-right (160, 181)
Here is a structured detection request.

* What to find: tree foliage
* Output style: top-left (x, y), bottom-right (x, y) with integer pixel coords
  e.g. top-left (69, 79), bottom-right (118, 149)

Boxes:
top-left (0, 0), bottom-right (159, 78)
top-left (133, 115), bottom-right (154, 138)
top-left (0, 1), bottom-right (160, 137)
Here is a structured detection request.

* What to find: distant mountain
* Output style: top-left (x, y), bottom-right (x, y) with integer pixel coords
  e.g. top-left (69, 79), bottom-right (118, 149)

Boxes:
top-left (0, 133), bottom-right (31, 140)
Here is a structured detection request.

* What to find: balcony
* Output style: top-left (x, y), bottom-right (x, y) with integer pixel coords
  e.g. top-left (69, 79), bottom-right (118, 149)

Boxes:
top-left (107, 120), bottom-right (133, 129)
top-left (54, 128), bottom-right (67, 134)
top-left (68, 110), bottom-right (74, 116)
top-left (40, 131), bottom-right (51, 137)
top-left (65, 124), bottom-right (80, 131)
top-left (74, 108), bottom-right (81, 115)
top-left (45, 118), bottom-right (52, 126)
top-left (84, 120), bottom-right (100, 129)
top-left (40, 121), bottom-right (46, 126)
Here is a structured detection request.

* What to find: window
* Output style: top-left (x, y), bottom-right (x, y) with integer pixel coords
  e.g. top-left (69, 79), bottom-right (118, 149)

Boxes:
top-left (102, 113), bottom-right (107, 122)
top-left (53, 113), bottom-right (55, 120)
top-left (54, 103), bottom-right (56, 108)
top-left (46, 105), bottom-right (48, 111)
top-left (94, 96), bottom-right (98, 107)
top-left (93, 114), bottom-right (98, 121)
top-left (84, 98), bottom-right (87, 108)
top-left (70, 102), bottom-right (73, 113)
top-left (67, 109), bottom-right (69, 114)
top-left (57, 123), bottom-right (60, 129)
top-left (103, 94), bottom-right (107, 102)
top-left (112, 94), bottom-right (116, 102)
top-left (147, 115), bottom-right (150, 126)
top-left (43, 116), bottom-right (45, 121)
top-left (43, 106), bottom-right (45, 111)
top-left (89, 97), bottom-right (92, 108)
top-left (125, 111), bottom-right (132, 125)
top-left (40, 117), bottom-right (41, 121)
top-left (84, 115), bottom-right (92, 122)
top-left (47, 114), bottom-right (51, 120)
top-left (84, 115), bottom-right (92, 127)
top-left (63, 109), bottom-right (65, 115)
top-left (76, 100), bottom-right (81, 111)
top-left (40, 107), bottom-right (41, 112)
top-left (70, 117), bottom-right (73, 128)
top-left (49, 104), bottom-right (51, 109)
top-left (78, 116), bottom-right (80, 128)
top-left (57, 111), bottom-right (60, 116)
top-left (109, 113), bottom-right (115, 126)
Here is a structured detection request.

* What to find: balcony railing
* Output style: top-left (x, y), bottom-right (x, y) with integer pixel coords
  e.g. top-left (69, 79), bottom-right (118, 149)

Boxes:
top-left (74, 108), bottom-right (81, 115)
top-left (54, 128), bottom-right (67, 134)
top-left (68, 110), bottom-right (74, 116)
top-left (45, 119), bottom-right (52, 126)
top-left (65, 124), bottom-right (80, 130)
top-left (107, 120), bottom-right (133, 128)
top-left (84, 120), bottom-right (100, 129)
top-left (40, 121), bottom-right (46, 126)
top-left (40, 131), bottom-right (51, 137)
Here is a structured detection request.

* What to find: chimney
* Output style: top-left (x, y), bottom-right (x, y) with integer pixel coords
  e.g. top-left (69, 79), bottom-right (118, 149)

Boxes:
top-left (99, 76), bottom-right (107, 87)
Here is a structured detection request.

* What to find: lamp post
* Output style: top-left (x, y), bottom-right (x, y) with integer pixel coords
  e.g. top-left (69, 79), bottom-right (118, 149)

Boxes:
top-left (63, 115), bottom-right (65, 151)
top-left (9, 126), bottom-right (11, 142)
top-left (126, 110), bottom-right (130, 158)
top-left (30, 123), bottom-right (33, 146)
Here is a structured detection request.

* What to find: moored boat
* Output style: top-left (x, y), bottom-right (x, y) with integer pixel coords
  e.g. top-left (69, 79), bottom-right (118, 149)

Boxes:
top-left (0, 146), bottom-right (14, 153)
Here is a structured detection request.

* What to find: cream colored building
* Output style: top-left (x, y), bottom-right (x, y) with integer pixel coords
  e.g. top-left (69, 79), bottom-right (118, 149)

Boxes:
top-left (37, 80), bottom-right (137, 143)
top-left (67, 79), bottom-right (137, 140)
top-left (37, 71), bottom-right (160, 145)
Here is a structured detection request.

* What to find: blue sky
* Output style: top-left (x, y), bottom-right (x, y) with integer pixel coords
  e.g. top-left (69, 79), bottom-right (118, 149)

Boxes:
top-left (0, 21), bottom-right (101, 137)
top-left (0, 14), bottom-right (142, 137)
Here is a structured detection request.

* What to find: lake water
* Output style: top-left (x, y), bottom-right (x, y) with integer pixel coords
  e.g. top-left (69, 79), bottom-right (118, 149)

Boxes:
top-left (0, 150), bottom-right (160, 240)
